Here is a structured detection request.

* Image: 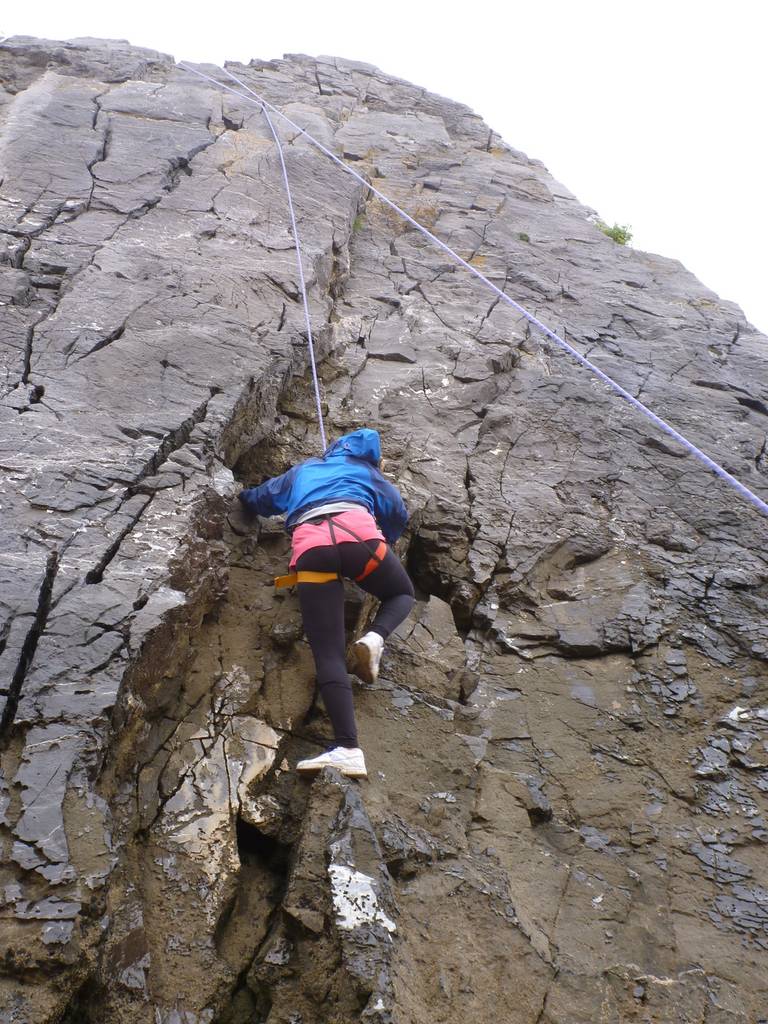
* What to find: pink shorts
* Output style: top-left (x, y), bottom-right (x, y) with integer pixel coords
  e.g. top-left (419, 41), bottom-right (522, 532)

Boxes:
top-left (290, 508), bottom-right (385, 568)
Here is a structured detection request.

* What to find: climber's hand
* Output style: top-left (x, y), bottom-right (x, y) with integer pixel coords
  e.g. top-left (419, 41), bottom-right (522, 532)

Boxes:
top-left (227, 499), bottom-right (260, 536)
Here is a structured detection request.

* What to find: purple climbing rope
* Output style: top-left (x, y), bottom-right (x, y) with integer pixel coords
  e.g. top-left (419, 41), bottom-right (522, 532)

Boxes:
top-left (257, 98), bottom-right (327, 451)
top-left (180, 61), bottom-right (768, 519)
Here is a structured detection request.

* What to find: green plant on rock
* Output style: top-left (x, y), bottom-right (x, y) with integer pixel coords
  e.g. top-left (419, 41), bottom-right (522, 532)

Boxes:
top-left (597, 220), bottom-right (633, 245)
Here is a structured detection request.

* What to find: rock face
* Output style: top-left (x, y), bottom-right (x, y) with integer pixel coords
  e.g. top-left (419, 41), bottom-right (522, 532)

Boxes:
top-left (1, 36), bottom-right (767, 1024)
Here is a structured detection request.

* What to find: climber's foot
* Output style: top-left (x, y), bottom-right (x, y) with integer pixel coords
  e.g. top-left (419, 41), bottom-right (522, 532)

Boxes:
top-left (349, 631), bottom-right (384, 684)
top-left (296, 745), bottom-right (368, 778)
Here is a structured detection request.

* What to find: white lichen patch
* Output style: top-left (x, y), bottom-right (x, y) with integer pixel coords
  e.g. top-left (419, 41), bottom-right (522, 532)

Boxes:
top-left (211, 462), bottom-right (235, 495)
top-left (727, 705), bottom-right (768, 723)
top-left (728, 705), bottom-right (751, 721)
top-left (328, 864), bottom-right (396, 933)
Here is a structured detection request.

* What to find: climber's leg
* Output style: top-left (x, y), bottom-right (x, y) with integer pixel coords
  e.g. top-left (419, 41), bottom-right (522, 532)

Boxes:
top-left (343, 547), bottom-right (415, 684)
top-left (353, 549), bottom-right (415, 639)
top-left (296, 546), bottom-right (359, 748)
top-left (296, 540), bottom-right (415, 707)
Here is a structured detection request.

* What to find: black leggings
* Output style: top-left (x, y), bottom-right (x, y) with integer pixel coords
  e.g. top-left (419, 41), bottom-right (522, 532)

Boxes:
top-left (296, 542), bottom-right (415, 748)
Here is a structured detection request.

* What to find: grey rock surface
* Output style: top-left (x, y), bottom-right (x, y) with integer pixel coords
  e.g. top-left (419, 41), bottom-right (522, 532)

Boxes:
top-left (1, 36), bottom-right (767, 1024)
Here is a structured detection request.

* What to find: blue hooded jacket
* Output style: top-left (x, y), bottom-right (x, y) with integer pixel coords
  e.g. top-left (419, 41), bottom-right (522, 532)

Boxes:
top-left (238, 428), bottom-right (408, 543)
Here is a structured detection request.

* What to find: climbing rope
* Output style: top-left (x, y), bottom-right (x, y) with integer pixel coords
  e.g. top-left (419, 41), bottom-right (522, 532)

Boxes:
top-left (180, 62), bottom-right (768, 519)
top-left (257, 98), bottom-right (327, 451)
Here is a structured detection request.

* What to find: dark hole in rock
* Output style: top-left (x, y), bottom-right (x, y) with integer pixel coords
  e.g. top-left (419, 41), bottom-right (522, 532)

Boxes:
top-left (236, 816), bottom-right (291, 878)
top-left (405, 535), bottom-right (477, 634)
top-left (202, 606), bottom-right (220, 627)
top-left (223, 985), bottom-right (268, 1024)
top-left (527, 805), bottom-right (553, 826)
top-left (59, 977), bottom-right (106, 1024)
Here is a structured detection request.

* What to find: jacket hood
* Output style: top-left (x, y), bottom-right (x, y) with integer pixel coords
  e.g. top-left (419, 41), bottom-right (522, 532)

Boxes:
top-left (324, 428), bottom-right (381, 466)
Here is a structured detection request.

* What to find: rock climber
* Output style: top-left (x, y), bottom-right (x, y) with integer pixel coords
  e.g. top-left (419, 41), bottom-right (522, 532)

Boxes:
top-left (238, 428), bottom-right (415, 779)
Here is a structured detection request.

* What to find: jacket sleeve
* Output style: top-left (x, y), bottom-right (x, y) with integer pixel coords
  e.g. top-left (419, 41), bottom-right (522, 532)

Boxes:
top-left (372, 472), bottom-right (408, 544)
top-left (239, 467), bottom-right (296, 518)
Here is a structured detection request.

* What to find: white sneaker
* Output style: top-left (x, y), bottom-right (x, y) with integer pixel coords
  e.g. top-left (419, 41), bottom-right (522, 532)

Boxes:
top-left (349, 631), bottom-right (384, 684)
top-left (296, 746), bottom-right (368, 778)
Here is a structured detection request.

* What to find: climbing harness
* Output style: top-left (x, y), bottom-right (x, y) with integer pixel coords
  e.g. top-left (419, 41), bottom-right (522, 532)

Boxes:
top-left (274, 514), bottom-right (387, 589)
top-left (273, 544), bottom-right (386, 588)
top-left (180, 62), bottom-right (768, 520)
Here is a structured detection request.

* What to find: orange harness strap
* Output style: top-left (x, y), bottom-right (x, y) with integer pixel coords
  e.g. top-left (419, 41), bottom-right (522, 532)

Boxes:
top-left (354, 540), bottom-right (388, 582)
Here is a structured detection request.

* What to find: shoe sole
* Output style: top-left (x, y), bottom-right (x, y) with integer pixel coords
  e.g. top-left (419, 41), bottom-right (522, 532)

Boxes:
top-left (349, 640), bottom-right (377, 684)
top-left (296, 762), bottom-right (368, 779)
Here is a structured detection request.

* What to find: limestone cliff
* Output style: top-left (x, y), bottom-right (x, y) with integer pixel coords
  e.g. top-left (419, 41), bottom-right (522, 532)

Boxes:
top-left (1, 36), bottom-right (767, 1024)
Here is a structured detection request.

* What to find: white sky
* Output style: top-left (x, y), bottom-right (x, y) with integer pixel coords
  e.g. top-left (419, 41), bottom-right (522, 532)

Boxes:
top-left (4, 0), bottom-right (766, 334)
